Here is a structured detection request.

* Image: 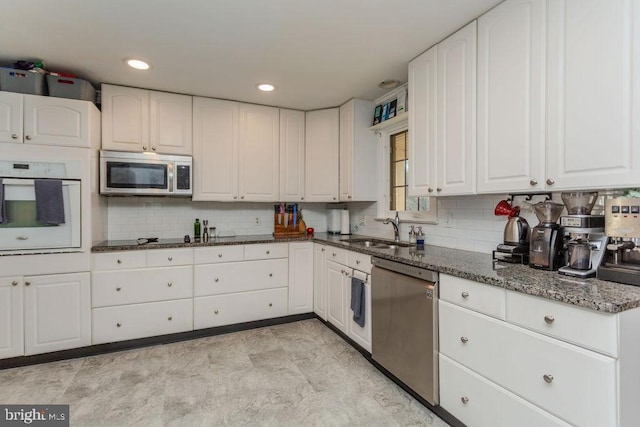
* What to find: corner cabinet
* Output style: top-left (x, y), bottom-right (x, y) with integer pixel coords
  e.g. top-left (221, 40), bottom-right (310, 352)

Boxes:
top-left (279, 109), bottom-right (306, 202)
top-left (101, 84), bottom-right (192, 155)
top-left (305, 108), bottom-right (339, 202)
top-left (409, 21), bottom-right (476, 197)
top-left (339, 99), bottom-right (379, 201)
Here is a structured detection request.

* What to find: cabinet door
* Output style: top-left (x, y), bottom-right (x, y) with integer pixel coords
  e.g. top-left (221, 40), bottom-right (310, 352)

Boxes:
top-left (347, 277), bottom-right (371, 352)
top-left (192, 97), bottom-right (239, 201)
top-left (313, 244), bottom-right (327, 320)
top-left (149, 91), bottom-right (193, 155)
top-left (326, 260), bottom-right (347, 333)
top-left (437, 21), bottom-right (477, 195)
top-left (0, 277), bottom-right (24, 359)
top-left (288, 242), bottom-right (314, 315)
top-left (408, 46), bottom-right (438, 196)
top-left (477, 0), bottom-right (546, 193)
top-left (101, 84), bottom-right (149, 152)
top-left (546, 0), bottom-right (640, 190)
top-left (279, 109), bottom-right (306, 202)
top-left (238, 104), bottom-right (279, 201)
top-left (23, 272), bottom-right (91, 355)
top-left (23, 95), bottom-right (93, 148)
top-left (0, 92), bottom-right (23, 143)
top-left (339, 100), bottom-right (354, 201)
top-left (305, 108), bottom-right (339, 202)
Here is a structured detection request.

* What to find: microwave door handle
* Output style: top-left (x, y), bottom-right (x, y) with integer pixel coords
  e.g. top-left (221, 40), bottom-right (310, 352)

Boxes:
top-left (168, 163), bottom-right (174, 193)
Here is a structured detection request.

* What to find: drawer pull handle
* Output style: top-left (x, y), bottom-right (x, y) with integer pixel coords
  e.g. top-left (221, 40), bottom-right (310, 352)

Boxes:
top-left (356, 260), bottom-right (361, 265)
top-left (116, 287), bottom-right (121, 292)
top-left (266, 250), bottom-right (270, 255)
top-left (332, 253), bottom-right (337, 257)
top-left (168, 256), bottom-right (173, 261)
top-left (214, 278), bottom-right (219, 283)
top-left (168, 316), bottom-right (172, 321)
top-left (11, 134), bottom-right (18, 140)
top-left (269, 273), bottom-right (273, 277)
top-left (543, 374), bottom-right (554, 384)
top-left (117, 323), bottom-right (122, 327)
top-left (546, 178), bottom-right (555, 186)
top-left (25, 135), bottom-right (32, 141)
top-left (214, 310), bottom-right (219, 315)
top-left (269, 303), bottom-right (273, 307)
top-left (117, 259), bottom-right (122, 264)
top-left (530, 179), bottom-right (538, 186)
top-left (167, 282), bottom-right (173, 287)
top-left (25, 281), bottom-right (31, 286)
top-left (12, 281), bottom-right (18, 286)
top-left (143, 146), bottom-right (148, 151)
top-left (218, 254), bottom-right (223, 258)
top-left (461, 291), bottom-right (469, 299)
top-left (461, 397), bottom-right (469, 404)
top-left (460, 336), bottom-right (469, 344)
top-left (544, 315), bottom-right (555, 324)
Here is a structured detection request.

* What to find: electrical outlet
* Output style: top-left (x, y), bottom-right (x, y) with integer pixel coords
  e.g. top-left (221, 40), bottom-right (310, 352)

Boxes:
top-left (255, 217), bottom-right (261, 225)
top-left (445, 212), bottom-right (453, 225)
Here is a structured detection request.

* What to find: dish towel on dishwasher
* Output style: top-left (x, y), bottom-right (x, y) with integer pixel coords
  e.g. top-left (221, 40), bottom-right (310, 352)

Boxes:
top-left (350, 273), bottom-right (366, 327)
top-left (35, 179), bottom-right (65, 225)
top-left (0, 178), bottom-right (6, 223)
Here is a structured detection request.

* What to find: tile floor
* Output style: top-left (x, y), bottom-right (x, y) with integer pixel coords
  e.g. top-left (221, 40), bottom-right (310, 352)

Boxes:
top-left (0, 319), bottom-right (449, 426)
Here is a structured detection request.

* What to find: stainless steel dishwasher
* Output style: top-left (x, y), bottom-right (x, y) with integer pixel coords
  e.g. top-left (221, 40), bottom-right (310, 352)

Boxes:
top-left (371, 257), bottom-right (439, 405)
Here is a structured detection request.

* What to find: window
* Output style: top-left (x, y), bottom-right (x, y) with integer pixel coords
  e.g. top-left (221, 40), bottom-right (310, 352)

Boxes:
top-left (389, 130), bottom-right (432, 214)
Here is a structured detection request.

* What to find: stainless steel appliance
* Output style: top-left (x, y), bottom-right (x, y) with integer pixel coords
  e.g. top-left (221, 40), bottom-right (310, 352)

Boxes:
top-left (0, 159), bottom-right (81, 254)
top-left (558, 192), bottom-right (606, 278)
top-left (494, 215), bottom-right (530, 264)
top-left (529, 201), bottom-right (565, 270)
top-left (100, 150), bottom-right (192, 196)
top-left (371, 257), bottom-right (439, 405)
top-left (597, 198), bottom-right (640, 286)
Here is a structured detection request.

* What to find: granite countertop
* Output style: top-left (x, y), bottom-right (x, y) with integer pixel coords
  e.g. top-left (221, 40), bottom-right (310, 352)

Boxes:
top-left (92, 233), bottom-right (640, 314)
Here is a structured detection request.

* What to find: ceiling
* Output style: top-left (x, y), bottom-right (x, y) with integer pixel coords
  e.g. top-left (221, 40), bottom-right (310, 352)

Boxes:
top-left (0, 0), bottom-right (502, 110)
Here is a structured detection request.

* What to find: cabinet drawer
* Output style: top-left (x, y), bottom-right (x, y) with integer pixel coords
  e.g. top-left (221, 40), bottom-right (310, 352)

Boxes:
top-left (244, 243), bottom-right (288, 260)
top-left (92, 251), bottom-right (146, 271)
top-left (92, 299), bottom-right (193, 344)
top-left (92, 266), bottom-right (193, 307)
top-left (194, 287), bottom-right (288, 329)
top-left (325, 247), bottom-right (347, 265)
top-left (439, 301), bottom-right (616, 427)
top-left (440, 274), bottom-right (505, 319)
top-left (506, 290), bottom-right (618, 357)
top-left (439, 355), bottom-right (571, 427)
top-left (346, 251), bottom-right (372, 273)
top-left (146, 248), bottom-right (193, 267)
top-left (194, 245), bottom-right (244, 264)
top-left (194, 259), bottom-right (288, 297)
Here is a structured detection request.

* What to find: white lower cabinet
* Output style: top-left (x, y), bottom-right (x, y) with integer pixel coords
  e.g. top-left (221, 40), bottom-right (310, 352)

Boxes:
top-left (288, 242), bottom-right (314, 315)
top-left (1, 273), bottom-right (91, 359)
top-left (92, 299), bottom-right (192, 344)
top-left (194, 259), bottom-right (288, 296)
top-left (326, 260), bottom-right (348, 333)
top-left (313, 244), bottom-right (328, 320)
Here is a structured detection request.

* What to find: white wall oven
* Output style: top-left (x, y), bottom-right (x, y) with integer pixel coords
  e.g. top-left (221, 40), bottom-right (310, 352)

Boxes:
top-left (0, 159), bottom-right (81, 254)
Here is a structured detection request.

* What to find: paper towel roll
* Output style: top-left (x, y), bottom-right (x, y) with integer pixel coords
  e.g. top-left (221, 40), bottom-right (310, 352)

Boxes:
top-left (340, 210), bottom-right (350, 235)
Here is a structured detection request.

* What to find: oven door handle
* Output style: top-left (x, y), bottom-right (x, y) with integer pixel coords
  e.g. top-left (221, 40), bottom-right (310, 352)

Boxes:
top-left (1, 178), bottom-right (80, 186)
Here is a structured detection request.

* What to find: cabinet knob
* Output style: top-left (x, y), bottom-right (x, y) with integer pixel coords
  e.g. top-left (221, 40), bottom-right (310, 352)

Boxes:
top-left (266, 250), bottom-right (270, 255)
top-left (117, 259), bottom-right (122, 264)
top-left (321, 248), bottom-right (325, 252)
top-left (152, 147), bottom-right (156, 151)
top-left (530, 179), bottom-right (538, 186)
top-left (218, 254), bottom-right (223, 258)
top-left (214, 278), bottom-right (219, 282)
top-left (269, 273), bottom-right (273, 277)
top-left (461, 397), bottom-right (469, 404)
top-left (356, 260), bottom-right (360, 265)
top-left (428, 188), bottom-right (434, 193)
top-left (546, 178), bottom-right (555, 186)
top-left (168, 256), bottom-right (173, 261)
top-left (116, 287), bottom-right (121, 292)
top-left (268, 303), bottom-right (273, 307)
top-left (436, 187), bottom-right (442, 192)
top-left (167, 282), bottom-right (173, 287)
top-left (167, 316), bottom-right (172, 321)
top-left (11, 134), bottom-right (18, 140)
top-left (461, 291), bottom-right (469, 299)
top-left (117, 323), bottom-right (122, 327)
top-left (544, 315), bottom-right (555, 324)
top-left (12, 281), bottom-right (18, 286)
top-left (143, 146), bottom-right (148, 150)
top-left (348, 195), bottom-right (352, 199)
top-left (543, 374), bottom-right (554, 384)
top-left (301, 197), bottom-right (304, 201)
top-left (25, 135), bottom-right (32, 141)
top-left (241, 196), bottom-right (245, 200)
top-left (25, 281), bottom-right (31, 286)
top-left (214, 310), bottom-right (219, 315)
top-left (332, 253), bottom-right (336, 257)
top-left (460, 336), bottom-right (469, 344)
top-left (333, 197), bottom-right (337, 200)
top-left (233, 196), bottom-right (237, 199)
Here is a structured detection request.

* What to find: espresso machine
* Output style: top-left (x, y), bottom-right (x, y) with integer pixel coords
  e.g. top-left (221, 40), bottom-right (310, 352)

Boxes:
top-left (558, 192), bottom-right (607, 278)
top-left (597, 198), bottom-right (640, 286)
top-left (529, 201), bottom-right (565, 270)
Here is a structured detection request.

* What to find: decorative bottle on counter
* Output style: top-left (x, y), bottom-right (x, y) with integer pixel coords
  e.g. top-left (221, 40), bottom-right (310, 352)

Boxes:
top-left (416, 226), bottom-right (425, 250)
top-left (194, 218), bottom-right (201, 241)
top-left (409, 225), bottom-right (417, 245)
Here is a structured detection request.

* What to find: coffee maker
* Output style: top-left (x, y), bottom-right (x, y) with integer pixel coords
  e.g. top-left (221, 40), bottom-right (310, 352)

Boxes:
top-left (558, 192), bottom-right (607, 278)
top-left (493, 200), bottom-right (530, 264)
top-left (529, 201), bottom-right (565, 270)
top-left (597, 198), bottom-right (640, 286)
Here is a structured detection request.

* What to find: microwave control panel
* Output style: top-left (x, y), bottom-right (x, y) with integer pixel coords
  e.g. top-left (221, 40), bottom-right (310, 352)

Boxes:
top-left (176, 164), bottom-right (191, 190)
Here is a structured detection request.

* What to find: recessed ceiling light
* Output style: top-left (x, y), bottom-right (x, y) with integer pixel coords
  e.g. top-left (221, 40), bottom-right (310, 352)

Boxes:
top-left (257, 83), bottom-right (275, 92)
top-left (126, 59), bottom-right (150, 70)
top-left (378, 79), bottom-right (401, 89)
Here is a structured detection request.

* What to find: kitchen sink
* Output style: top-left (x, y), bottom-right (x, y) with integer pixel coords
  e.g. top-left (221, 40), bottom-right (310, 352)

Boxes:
top-left (340, 238), bottom-right (412, 249)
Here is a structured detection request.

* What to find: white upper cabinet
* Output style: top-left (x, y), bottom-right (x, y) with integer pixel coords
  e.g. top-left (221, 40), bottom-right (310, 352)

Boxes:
top-left (408, 46), bottom-right (438, 197)
top-left (339, 99), bottom-right (379, 202)
top-left (545, 0), bottom-right (640, 190)
top-left (279, 109), bottom-right (306, 202)
top-left (477, 0), bottom-right (546, 193)
top-left (0, 92), bottom-right (98, 148)
top-left (192, 97), bottom-right (239, 201)
top-left (102, 84), bottom-right (192, 155)
top-left (238, 103), bottom-right (279, 201)
top-left (305, 108), bottom-right (339, 202)
top-left (436, 21), bottom-right (477, 196)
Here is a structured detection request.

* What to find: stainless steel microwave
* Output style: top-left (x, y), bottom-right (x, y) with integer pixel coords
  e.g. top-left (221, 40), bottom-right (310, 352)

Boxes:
top-left (100, 151), bottom-right (192, 196)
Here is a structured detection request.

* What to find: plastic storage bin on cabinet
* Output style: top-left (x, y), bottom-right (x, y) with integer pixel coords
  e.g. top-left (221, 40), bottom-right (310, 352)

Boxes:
top-left (46, 75), bottom-right (96, 103)
top-left (0, 68), bottom-right (47, 95)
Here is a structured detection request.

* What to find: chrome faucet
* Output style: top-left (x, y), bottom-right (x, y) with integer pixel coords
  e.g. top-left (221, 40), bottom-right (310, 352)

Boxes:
top-left (383, 212), bottom-right (401, 242)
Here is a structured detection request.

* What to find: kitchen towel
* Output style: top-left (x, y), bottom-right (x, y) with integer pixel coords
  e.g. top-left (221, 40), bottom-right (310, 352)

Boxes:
top-left (0, 178), bottom-right (6, 224)
top-left (35, 179), bottom-right (65, 225)
top-left (350, 274), bottom-right (366, 327)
